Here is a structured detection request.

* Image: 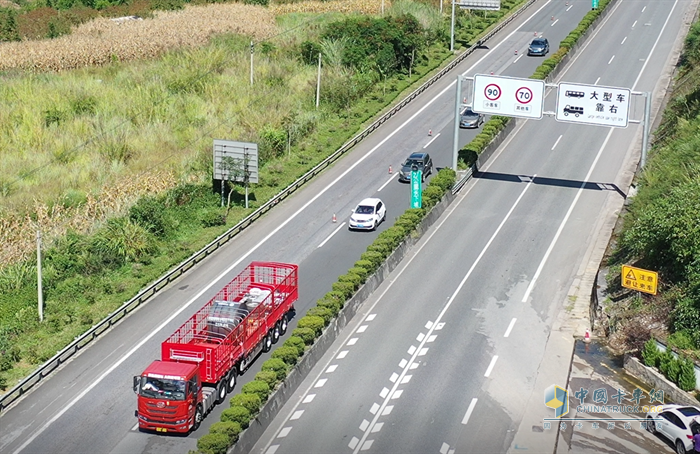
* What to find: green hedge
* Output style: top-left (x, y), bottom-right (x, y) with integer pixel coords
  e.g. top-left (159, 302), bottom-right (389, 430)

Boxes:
top-left (240, 380), bottom-right (270, 402)
top-left (291, 327), bottom-right (317, 345)
top-left (221, 406), bottom-right (251, 429)
top-left (210, 421), bottom-right (242, 445)
top-left (283, 336), bottom-right (306, 355)
top-left (641, 339), bottom-right (697, 392)
top-left (197, 433), bottom-right (229, 454)
top-left (271, 345), bottom-right (302, 366)
top-left (229, 392), bottom-right (262, 415)
top-left (254, 370), bottom-right (279, 389)
top-left (297, 315), bottom-right (325, 335)
top-left (306, 306), bottom-right (334, 325)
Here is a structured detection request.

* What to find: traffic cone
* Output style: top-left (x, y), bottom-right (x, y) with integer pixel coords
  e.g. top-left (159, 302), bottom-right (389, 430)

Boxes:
top-left (388, 165), bottom-right (392, 174)
top-left (534, 31), bottom-right (538, 36)
top-left (551, 16), bottom-right (555, 21)
top-left (332, 213), bottom-right (337, 223)
top-left (490, 71), bottom-right (494, 75)
top-left (463, 97), bottom-right (467, 104)
top-left (428, 129), bottom-right (432, 136)
top-left (584, 329), bottom-right (591, 343)
top-left (514, 49), bottom-right (518, 55)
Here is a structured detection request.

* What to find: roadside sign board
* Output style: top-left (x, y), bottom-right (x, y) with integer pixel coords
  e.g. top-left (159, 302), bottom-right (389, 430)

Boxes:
top-left (592, 0), bottom-right (599, 8)
top-left (213, 139), bottom-right (259, 183)
top-left (621, 265), bottom-right (658, 295)
top-left (555, 82), bottom-right (631, 127)
top-left (458, 0), bottom-right (500, 10)
top-left (411, 169), bottom-right (422, 208)
top-left (472, 74), bottom-right (545, 119)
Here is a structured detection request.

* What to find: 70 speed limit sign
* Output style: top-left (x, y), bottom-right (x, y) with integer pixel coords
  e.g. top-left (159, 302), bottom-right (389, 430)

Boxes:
top-left (472, 74), bottom-right (545, 119)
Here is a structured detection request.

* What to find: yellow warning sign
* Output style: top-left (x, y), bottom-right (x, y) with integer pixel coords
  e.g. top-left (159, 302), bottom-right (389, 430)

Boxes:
top-left (621, 265), bottom-right (658, 295)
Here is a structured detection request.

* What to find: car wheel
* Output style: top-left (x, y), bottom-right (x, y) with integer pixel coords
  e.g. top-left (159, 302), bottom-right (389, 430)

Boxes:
top-left (192, 404), bottom-right (203, 432)
top-left (226, 368), bottom-right (237, 393)
top-left (646, 417), bottom-right (656, 434)
top-left (271, 324), bottom-right (280, 344)
top-left (262, 333), bottom-right (272, 353)
top-left (279, 314), bottom-right (288, 335)
top-left (675, 439), bottom-right (687, 454)
top-left (215, 379), bottom-right (227, 404)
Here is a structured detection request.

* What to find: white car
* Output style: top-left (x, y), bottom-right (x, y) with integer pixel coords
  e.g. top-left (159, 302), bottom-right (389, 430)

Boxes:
top-left (348, 198), bottom-right (386, 231)
top-left (646, 404), bottom-right (700, 454)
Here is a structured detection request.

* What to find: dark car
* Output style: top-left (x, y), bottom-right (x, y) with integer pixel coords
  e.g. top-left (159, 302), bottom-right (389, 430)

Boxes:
top-left (459, 107), bottom-right (485, 129)
top-left (528, 37), bottom-right (549, 56)
top-left (398, 152), bottom-right (433, 182)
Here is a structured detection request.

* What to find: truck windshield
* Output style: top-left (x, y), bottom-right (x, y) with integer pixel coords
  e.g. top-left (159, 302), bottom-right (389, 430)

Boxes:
top-left (139, 376), bottom-right (186, 401)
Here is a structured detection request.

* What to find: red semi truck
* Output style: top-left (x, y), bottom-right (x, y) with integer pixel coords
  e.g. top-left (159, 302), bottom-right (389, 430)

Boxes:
top-left (133, 261), bottom-right (298, 433)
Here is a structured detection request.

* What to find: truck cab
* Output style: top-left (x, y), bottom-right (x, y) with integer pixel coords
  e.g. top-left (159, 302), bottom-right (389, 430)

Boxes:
top-left (134, 361), bottom-right (206, 433)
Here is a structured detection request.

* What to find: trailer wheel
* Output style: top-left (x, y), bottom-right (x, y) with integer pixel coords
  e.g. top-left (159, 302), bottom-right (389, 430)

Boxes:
top-left (192, 404), bottom-right (203, 432)
top-left (271, 324), bottom-right (280, 344)
top-left (226, 368), bottom-right (238, 393)
top-left (216, 379), bottom-right (227, 404)
top-left (279, 315), bottom-right (288, 335)
top-left (262, 334), bottom-right (272, 353)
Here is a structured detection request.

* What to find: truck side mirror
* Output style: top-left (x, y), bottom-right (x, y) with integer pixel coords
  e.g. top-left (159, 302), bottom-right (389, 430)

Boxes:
top-left (133, 376), bottom-right (139, 394)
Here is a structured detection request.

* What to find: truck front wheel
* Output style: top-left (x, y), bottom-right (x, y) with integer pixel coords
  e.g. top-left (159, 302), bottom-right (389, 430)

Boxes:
top-left (192, 404), bottom-right (203, 432)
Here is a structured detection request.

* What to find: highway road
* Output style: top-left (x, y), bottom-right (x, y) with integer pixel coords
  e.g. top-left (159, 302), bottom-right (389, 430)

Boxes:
top-left (246, 0), bottom-right (697, 453)
top-left (0, 0), bottom-right (684, 453)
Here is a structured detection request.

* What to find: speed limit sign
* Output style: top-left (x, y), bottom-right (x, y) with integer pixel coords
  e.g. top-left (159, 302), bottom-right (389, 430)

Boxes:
top-left (472, 74), bottom-right (544, 119)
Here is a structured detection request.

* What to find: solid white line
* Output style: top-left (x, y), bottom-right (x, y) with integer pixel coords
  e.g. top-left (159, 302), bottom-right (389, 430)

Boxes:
top-left (514, 54), bottom-right (523, 63)
top-left (551, 135), bottom-right (562, 150)
top-left (632, 20), bottom-right (637, 28)
top-left (318, 222), bottom-right (346, 248)
top-left (621, 36), bottom-right (627, 45)
top-left (631, 0), bottom-right (678, 91)
top-left (566, 4), bottom-right (573, 11)
top-left (377, 174), bottom-right (396, 192)
top-left (642, 6), bottom-right (646, 12)
top-left (423, 132), bottom-right (441, 148)
top-left (462, 398), bottom-right (478, 425)
top-left (608, 55), bottom-right (615, 64)
top-left (594, 77), bottom-right (601, 85)
top-left (504, 318), bottom-right (517, 337)
top-left (131, 423), bottom-right (138, 431)
top-left (551, 19), bottom-right (559, 27)
top-left (484, 356), bottom-right (499, 377)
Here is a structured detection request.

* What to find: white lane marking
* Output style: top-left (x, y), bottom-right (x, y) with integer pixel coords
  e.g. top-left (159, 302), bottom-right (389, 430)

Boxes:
top-left (326, 364), bottom-right (338, 373)
top-left (349, 437), bottom-right (360, 449)
top-left (521, 0), bottom-right (678, 305)
top-left (632, 20), bottom-right (637, 28)
top-left (401, 375), bottom-right (412, 384)
top-left (408, 345), bottom-right (417, 354)
top-left (425, 321), bottom-right (433, 329)
top-left (357, 325), bottom-right (368, 333)
top-left (418, 347), bottom-right (429, 356)
top-left (566, 3), bottom-right (573, 11)
top-left (360, 420), bottom-right (370, 431)
top-left (399, 359), bottom-right (408, 367)
top-left (318, 222), bottom-right (346, 248)
top-left (390, 373), bottom-right (399, 383)
top-left (381, 406), bottom-right (393, 416)
top-left (380, 388), bottom-right (389, 398)
top-left (424, 132), bottom-right (441, 149)
top-left (441, 443), bottom-right (450, 454)
top-left (427, 335), bottom-right (437, 342)
top-left (435, 322), bottom-right (445, 330)
top-left (303, 394), bottom-right (315, 403)
top-left (504, 318), bottom-right (517, 337)
top-left (392, 390), bottom-right (403, 399)
top-left (608, 55), bottom-right (615, 64)
top-left (266, 445), bottom-right (279, 454)
top-left (417, 333), bottom-right (426, 341)
top-left (462, 398), bottom-right (478, 425)
top-left (366, 314), bottom-right (377, 321)
top-left (314, 378), bottom-right (327, 388)
top-left (361, 440), bottom-right (374, 451)
top-left (370, 403), bottom-right (380, 414)
top-left (621, 36), bottom-right (627, 45)
top-left (377, 174), bottom-right (396, 192)
top-left (410, 363), bottom-right (419, 370)
top-left (131, 423), bottom-right (138, 431)
top-left (642, 6), bottom-right (646, 12)
top-left (514, 54), bottom-right (523, 63)
top-left (551, 134), bottom-right (562, 150)
top-left (290, 410), bottom-right (304, 420)
top-left (594, 77), bottom-right (601, 85)
top-left (371, 423), bottom-right (384, 433)
top-left (353, 178), bottom-right (537, 453)
top-left (277, 427), bottom-right (292, 438)
top-left (551, 19), bottom-right (559, 26)
top-left (337, 350), bottom-right (348, 359)
top-left (484, 356), bottom-right (499, 377)
top-left (347, 338), bottom-right (358, 346)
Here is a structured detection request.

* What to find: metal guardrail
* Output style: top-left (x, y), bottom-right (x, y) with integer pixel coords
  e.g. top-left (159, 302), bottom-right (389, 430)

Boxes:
top-left (0, 0), bottom-right (537, 413)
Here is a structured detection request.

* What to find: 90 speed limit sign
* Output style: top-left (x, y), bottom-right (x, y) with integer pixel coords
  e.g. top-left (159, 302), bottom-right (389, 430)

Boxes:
top-left (472, 74), bottom-right (545, 119)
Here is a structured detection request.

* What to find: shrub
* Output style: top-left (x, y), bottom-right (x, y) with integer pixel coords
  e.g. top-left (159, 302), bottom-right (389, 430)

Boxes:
top-left (338, 273), bottom-right (362, 290)
top-left (261, 358), bottom-right (289, 380)
top-left (129, 195), bottom-right (169, 237)
top-left (200, 208), bottom-right (226, 227)
top-left (254, 370), bottom-right (279, 389)
top-left (347, 266), bottom-right (369, 284)
top-left (221, 405), bottom-right (252, 429)
top-left (360, 251), bottom-right (384, 269)
top-left (241, 380), bottom-right (271, 402)
top-left (306, 306), bottom-right (334, 325)
top-left (678, 357), bottom-right (697, 392)
top-left (271, 345), bottom-right (301, 366)
top-left (317, 296), bottom-right (342, 314)
top-left (283, 336), bottom-right (306, 356)
top-left (642, 339), bottom-right (659, 368)
top-left (659, 351), bottom-right (681, 383)
top-left (377, 226), bottom-right (406, 249)
top-left (229, 392), bottom-right (262, 414)
top-left (332, 281), bottom-right (356, 299)
top-left (297, 315), bottom-right (325, 336)
top-left (197, 433), bottom-right (229, 454)
top-left (366, 239), bottom-right (392, 256)
top-left (291, 327), bottom-right (316, 345)
top-left (210, 421), bottom-right (242, 444)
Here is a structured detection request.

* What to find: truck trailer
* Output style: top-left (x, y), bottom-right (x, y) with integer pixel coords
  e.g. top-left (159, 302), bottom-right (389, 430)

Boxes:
top-left (134, 261), bottom-right (298, 433)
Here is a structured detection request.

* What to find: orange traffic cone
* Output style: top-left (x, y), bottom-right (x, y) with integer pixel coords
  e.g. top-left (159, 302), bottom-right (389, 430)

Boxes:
top-left (515, 49), bottom-right (518, 55)
top-left (428, 129), bottom-right (432, 136)
top-left (388, 165), bottom-right (393, 174)
top-left (584, 329), bottom-right (591, 343)
top-left (332, 213), bottom-right (337, 223)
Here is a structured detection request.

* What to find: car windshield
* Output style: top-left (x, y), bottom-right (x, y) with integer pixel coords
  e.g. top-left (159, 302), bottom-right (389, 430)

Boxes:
top-left (404, 158), bottom-right (424, 167)
top-left (678, 407), bottom-right (700, 417)
top-left (532, 39), bottom-right (546, 46)
top-left (139, 376), bottom-right (186, 401)
top-left (461, 109), bottom-right (478, 117)
top-left (355, 205), bottom-right (375, 215)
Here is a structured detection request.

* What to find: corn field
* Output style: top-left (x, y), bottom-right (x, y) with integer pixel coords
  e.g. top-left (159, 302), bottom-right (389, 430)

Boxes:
top-left (0, 3), bottom-right (278, 72)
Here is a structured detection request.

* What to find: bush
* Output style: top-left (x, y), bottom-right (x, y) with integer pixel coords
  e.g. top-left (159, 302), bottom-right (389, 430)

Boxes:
top-left (366, 239), bottom-right (392, 257)
top-left (254, 370), bottom-right (279, 389)
top-left (360, 251), bottom-right (384, 269)
top-left (332, 281), bottom-right (356, 299)
top-left (229, 392), bottom-right (262, 415)
top-left (297, 315), bottom-right (325, 336)
top-left (338, 273), bottom-right (362, 290)
top-left (377, 226), bottom-right (406, 249)
top-left (678, 357), bottom-right (697, 392)
top-left (197, 433), bottom-right (229, 454)
top-left (129, 195), bottom-right (169, 237)
top-left (317, 296), bottom-right (342, 315)
top-left (291, 327), bottom-right (316, 345)
top-left (347, 266), bottom-right (369, 284)
top-left (210, 421), bottom-right (242, 444)
top-left (642, 339), bottom-right (659, 368)
top-left (200, 208), bottom-right (226, 227)
top-left (306, 306), bottom-right (334, 325)
top-left (241, 380), bottom-right (271, 402)
top-left (271, 345), bottom-right (301, 366)
top-left (659, 351), bottom-right (681, 383)
top-left (221, 406), bottom-right (252, 429)
top-left (283, 336), bottom-right (306, 355)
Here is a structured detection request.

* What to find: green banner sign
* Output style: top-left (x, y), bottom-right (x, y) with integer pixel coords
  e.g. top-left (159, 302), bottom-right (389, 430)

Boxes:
top-left (411, 170), bottom-right (422, 208)
top-left (592, 0), bottom-right (598, 8)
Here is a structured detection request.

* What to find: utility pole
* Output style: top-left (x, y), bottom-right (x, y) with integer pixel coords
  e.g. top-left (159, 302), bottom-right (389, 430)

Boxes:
top-left (37, 230), bottom-right (43, 322)
top-left (450, 0), bottom-right (456, 52)
top-left (250, 41), bottom-right (254, 86)
top-left (316, 52), bottom-right (322, 109)
top-left (641, 91), bottom-right (651, 169)
top-left (452, 75), bottom-right (463, 171)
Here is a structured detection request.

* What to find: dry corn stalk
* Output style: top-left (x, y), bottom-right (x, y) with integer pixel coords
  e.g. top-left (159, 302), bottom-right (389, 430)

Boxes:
top-left (271, 0), bottom-right (388, 15)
